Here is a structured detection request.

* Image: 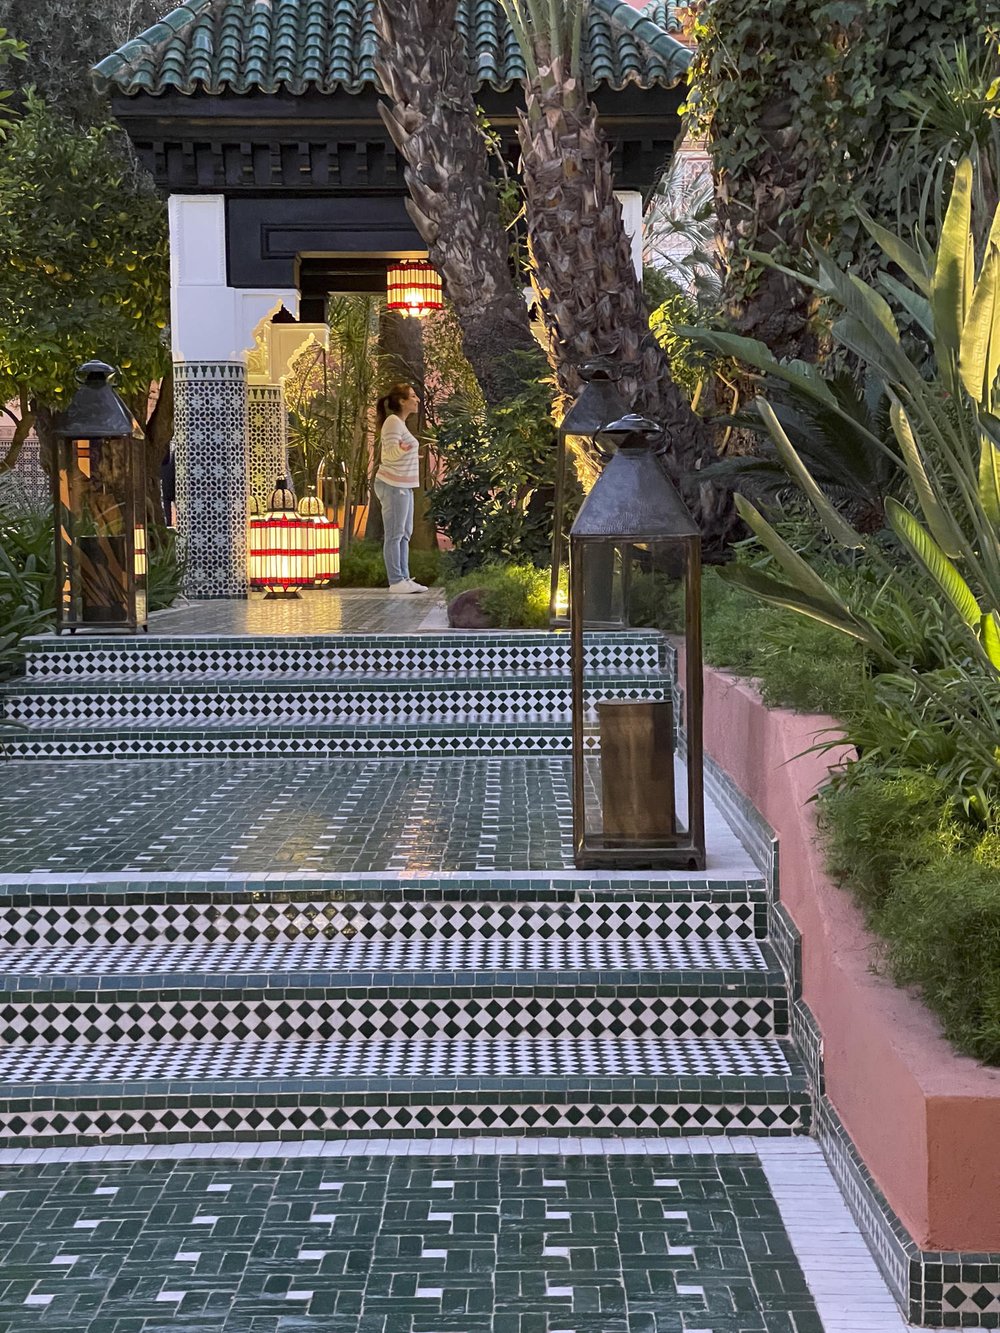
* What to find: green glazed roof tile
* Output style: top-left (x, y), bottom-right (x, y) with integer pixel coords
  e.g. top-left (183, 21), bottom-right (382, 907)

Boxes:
top-left (94, 0), bottom-right (690, 97)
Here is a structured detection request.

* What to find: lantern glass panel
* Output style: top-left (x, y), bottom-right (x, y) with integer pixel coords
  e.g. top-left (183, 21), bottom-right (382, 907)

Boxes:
top-left (54, 434), bottom-right (146, 631)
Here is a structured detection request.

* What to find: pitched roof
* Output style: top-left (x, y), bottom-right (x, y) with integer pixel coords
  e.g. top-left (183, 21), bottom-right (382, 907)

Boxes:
top-left (94, 0), bottom-right (690, 97)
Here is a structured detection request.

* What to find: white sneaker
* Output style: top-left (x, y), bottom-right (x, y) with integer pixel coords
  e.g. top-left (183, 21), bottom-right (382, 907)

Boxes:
top-left (404, 579), bottom-right (429, 593)
top-left (388, 581), bottom-right (415, 594)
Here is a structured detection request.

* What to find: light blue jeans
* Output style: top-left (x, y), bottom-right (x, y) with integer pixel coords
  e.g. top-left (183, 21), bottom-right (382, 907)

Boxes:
top-left (375, 479), bottom-right (414, 585)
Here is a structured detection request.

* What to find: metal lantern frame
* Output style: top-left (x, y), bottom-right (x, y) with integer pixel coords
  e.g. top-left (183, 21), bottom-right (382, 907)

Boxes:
top-left (386, 260), bottom-right (443, 319)
top-left (52, 360), bottom-right (148, 634)
top-left (569, 414), bottom-right (705, 871)
top-left (550, 359), bottom-right (628, 626)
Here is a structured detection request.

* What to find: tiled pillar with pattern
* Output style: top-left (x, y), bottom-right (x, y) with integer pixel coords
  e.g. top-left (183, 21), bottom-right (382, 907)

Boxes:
top-left (174, 362), bottom-right (249, 598)
top-left (247, 384), bottom-right (288, 511)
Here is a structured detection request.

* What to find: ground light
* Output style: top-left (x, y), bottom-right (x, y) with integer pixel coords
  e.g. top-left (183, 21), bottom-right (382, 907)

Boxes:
top-left (570, 413), bottom-right (705, 870)
top-left (52, 360), bottom-right (148, 634)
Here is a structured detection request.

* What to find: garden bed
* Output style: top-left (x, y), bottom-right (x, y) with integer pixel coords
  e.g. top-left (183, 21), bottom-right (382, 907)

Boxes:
top-left (703, 662), bottom-right (1000, 1251)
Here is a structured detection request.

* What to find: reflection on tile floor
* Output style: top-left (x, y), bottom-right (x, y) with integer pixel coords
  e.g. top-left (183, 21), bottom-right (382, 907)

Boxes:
top-left (0, 758), bottom-right (754, 877)
top-left (0, 1152), bottom-right (824, 1332)
top-left (143, 589), bottom-right (450, 637)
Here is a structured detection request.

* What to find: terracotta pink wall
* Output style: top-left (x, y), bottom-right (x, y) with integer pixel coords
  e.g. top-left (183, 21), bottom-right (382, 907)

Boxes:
top-left (702, 666), bottom-right (1000, 1250)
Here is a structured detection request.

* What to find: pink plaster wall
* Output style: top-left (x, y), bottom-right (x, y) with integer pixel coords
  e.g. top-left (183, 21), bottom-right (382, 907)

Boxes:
top-left (702, 666), bottom-right (1000, 1250)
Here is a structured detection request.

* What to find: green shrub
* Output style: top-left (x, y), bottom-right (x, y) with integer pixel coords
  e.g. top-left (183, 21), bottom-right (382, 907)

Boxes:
top-left (339, 541), bottom-right (441, 588)
top-left (817, 772), bottom-right (955, 913)
top-left (877, 855), bottom-right (1000, 1064)
top-left (0, 503), bottom-right (54, 676)
top-left (444, 562), bottom-right (551, 628)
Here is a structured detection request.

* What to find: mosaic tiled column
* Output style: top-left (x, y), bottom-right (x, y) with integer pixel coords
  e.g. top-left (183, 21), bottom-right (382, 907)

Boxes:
top-left (247, 384), bottom-right (289, 510)
top-left (174, 361), bottom-right (249, 599)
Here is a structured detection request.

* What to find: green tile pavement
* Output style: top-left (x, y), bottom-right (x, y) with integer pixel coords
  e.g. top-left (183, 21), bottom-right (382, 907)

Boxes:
top-left (0, 1152), bottom-right (825, 1332)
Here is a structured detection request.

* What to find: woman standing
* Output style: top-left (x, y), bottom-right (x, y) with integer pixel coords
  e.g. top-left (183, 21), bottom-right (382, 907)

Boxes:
top-left (374, 383), bottom-right (427, 594)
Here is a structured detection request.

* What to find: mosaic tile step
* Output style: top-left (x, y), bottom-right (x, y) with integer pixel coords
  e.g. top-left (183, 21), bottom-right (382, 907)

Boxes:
top-left (0, 933), bottom-right (772, 979)
top-left (0, 1034), bottom-right (799, 1087)
top-left (0, 755), bottom-right (754, 877)
top-left (2, 722), bottom-right (575, 759)
top-left (0, 1151), bottom-right (833, 1333)
top-left (23, 629), bottom-right (664, 681)
top-left (0, 891), bottom-right (767, 944)
top-left (0, 988), bottom-right (786, 1044)
top-left (1, 674), bottom-right (667, 726)
top-left (0, 1086), bottom-right (811, 1144)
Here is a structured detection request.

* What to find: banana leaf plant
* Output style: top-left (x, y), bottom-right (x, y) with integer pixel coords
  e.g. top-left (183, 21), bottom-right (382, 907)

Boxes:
top-left (689, 160), bottom-right (1000, 811)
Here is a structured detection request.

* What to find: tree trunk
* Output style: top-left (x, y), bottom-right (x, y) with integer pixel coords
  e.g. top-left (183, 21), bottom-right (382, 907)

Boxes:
top-left (517, 78), bottom-right (735, 552)
top-left (0, 390), bottom-right (35, 473)
top-left (374, 0), bottom-right (543, 406)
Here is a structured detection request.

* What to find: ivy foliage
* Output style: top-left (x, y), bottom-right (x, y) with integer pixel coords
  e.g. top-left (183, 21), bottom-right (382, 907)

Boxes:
top-left (0, 96), bottom-right (169, 412)
top-left (0, 25), bottom-right (23, 127)
top-left (688, 0), bottom-right (986, 353)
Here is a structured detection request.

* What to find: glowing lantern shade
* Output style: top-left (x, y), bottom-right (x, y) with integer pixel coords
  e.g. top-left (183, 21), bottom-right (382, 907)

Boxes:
top-left (386, 260), bottom-right (443, 319)
top-left (297, 490), bottom-right (341, 587)
top-left (248, 477), bottom-right (314, 599)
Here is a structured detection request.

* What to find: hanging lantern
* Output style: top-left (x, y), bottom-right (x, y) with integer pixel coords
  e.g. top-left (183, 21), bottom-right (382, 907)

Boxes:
top-left (296, 490), bottom-right (324, 518)
top-left (386, 260), bottom-right (443, 319)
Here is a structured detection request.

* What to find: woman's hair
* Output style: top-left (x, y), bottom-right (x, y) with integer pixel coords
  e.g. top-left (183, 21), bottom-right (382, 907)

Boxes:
top-left (376, 383), bottom-right (413, 429)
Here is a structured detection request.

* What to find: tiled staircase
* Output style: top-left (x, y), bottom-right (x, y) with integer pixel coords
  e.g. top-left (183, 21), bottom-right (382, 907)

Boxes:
top-left (0, 627), bottom-right (811, 1146)
top-left (1, 631), bottom-right (666, 758)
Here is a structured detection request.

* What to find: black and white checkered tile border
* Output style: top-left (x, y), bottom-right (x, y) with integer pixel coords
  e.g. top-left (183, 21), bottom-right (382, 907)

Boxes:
top-left (2, 680), bottom-right (668, 728)
top-left (2, 730), bottom-right (576, 760)
top-left (22, 632), bottom-right (664, 681)
top-left (705, 749), bottom-right (1000, 1328)
top-left (0, 1096), bottom-right (810, 1146)
top-left (0, 993), bottom-right (786, 1045)
top-left (0, 897), bottom-right (763, 946)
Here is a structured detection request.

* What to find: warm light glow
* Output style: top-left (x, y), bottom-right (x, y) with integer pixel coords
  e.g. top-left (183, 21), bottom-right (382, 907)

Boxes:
top-left (386, 260), bottom-right (443, 319)
top-left (134, 525), bottom-right (147, 578)
top-left (248, 516), bottom-right (314, 594)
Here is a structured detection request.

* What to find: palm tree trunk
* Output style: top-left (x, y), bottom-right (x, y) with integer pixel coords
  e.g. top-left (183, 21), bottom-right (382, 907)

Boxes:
top-left (374, 0), bottom-right (543, 407)
top-left (515, 70), bottom-right (734, 548)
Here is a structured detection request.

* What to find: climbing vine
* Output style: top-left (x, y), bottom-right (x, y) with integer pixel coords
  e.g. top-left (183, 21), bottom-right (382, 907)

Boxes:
top-left (686, 0), bottom-right (985, 359)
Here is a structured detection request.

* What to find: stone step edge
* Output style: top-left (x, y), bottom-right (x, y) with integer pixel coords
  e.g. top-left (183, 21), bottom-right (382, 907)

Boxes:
top-left (2, 673), bottom-right (667, 697)
top-left (0, 1071), bottom-right (810, 1101)
top-left (0, 964), bottom-right (783, 994)
top-left (0, 875), bottom-right (766, 896)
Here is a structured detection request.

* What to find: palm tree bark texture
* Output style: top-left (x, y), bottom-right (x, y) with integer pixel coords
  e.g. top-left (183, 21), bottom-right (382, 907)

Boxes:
top-left (509, 44), bottom-right (733, 546)
top-left (373, 0), bottom-right (542, 408)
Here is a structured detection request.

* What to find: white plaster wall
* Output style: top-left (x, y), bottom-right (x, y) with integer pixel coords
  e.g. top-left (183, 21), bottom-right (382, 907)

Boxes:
top-left (168, 195), bottom-right (298, 363)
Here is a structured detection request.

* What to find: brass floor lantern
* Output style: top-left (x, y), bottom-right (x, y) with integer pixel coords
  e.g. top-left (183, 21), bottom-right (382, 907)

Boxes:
top-left (569, 414), bottom-right (705, 870)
